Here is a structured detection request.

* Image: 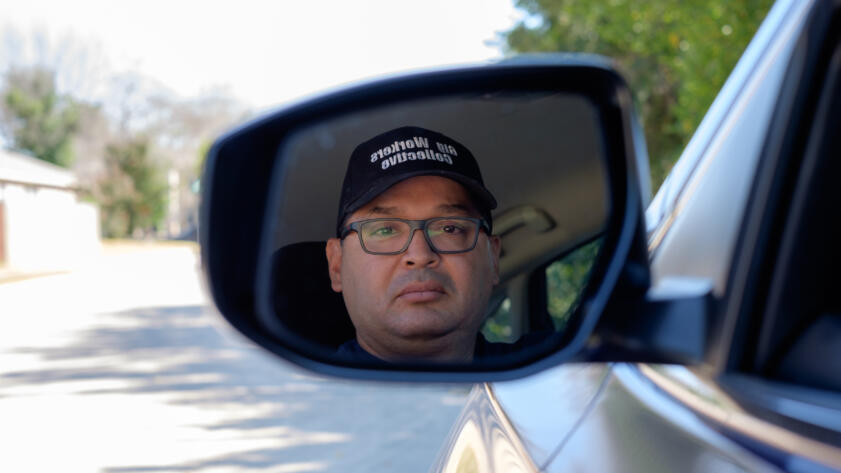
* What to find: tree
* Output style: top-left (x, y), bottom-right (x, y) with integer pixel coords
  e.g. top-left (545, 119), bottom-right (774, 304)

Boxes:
top-left (98, 138), bottom-right (168, 238)
top-left (0, 29), bottom-right (249, 239)
top-left (503, 0), bottom-right (773, 190)
top-left (0, 67), bottom-right (81, 167)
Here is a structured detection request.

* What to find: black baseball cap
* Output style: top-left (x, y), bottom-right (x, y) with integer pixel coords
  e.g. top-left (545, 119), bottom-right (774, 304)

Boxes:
top-left (336, 126), bottom-right (497, 237)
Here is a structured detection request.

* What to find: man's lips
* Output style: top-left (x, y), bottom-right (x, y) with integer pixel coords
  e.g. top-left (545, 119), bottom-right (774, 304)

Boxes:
top-left (397, 282), bottom-right (446, 302)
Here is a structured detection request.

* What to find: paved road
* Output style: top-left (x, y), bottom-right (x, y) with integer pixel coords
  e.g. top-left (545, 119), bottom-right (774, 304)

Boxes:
top-left (0, 242), bottom-right (469, 473)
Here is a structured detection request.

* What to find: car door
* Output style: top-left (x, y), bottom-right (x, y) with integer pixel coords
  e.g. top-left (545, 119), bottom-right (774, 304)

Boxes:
top-left (542, 0), bottom-right (841, 471)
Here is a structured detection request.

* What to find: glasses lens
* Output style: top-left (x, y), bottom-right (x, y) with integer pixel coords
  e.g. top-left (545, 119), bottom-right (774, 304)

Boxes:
top-left (427, 218), bottom-right (479, 252)
top-left (359, 219), bottom-right (411, 253)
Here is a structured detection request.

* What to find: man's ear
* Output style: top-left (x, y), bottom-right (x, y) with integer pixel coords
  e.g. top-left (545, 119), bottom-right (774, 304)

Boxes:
top-left (325, 238), bottom-right (343, 293)
top-left (488, 235), bottom-right (501, 285)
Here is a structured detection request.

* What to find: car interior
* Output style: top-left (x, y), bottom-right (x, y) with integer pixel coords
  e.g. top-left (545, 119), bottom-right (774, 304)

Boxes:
top-left (261, 92), bottom-right (612, 353)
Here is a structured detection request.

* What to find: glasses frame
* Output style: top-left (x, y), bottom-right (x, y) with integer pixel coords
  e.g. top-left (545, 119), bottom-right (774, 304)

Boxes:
top-left (341, 216), bottom-right (491, 255)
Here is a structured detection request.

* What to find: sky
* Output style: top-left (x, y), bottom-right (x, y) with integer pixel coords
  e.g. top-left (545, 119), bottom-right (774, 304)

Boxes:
top-left (0, 0), bottom-right (523, 110)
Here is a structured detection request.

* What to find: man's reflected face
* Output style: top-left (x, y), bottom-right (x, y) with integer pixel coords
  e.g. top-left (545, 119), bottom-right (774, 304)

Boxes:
top-left (326, 175), bottom-right (501, 363)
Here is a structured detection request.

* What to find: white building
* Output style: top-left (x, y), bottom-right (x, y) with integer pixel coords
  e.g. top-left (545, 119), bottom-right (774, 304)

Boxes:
top-left (0, 149), bottom-right (100, 272)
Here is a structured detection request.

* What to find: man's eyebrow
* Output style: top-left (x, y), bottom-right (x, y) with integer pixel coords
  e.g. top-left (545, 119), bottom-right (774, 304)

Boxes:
top-left (437, 203), bottom-right (476, 215)
top-left (366, 206), bottom-right (399, 216)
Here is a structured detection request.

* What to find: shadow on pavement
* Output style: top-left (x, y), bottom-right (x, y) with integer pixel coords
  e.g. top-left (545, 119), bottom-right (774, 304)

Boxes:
top-left (2, 305), bottom-right (469, 473)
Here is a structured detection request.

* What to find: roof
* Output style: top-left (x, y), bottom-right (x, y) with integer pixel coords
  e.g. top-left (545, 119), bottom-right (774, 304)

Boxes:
top-left (0, 148), bottom-right (77, 189)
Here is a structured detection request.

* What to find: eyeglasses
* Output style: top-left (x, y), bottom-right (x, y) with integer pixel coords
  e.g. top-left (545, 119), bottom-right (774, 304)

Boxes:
top-left (340, 217), bottom-right (490, 255)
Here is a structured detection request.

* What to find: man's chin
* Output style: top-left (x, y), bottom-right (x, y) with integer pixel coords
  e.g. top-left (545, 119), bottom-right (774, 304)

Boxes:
top-left (384, 308), bottom-right (459, 340)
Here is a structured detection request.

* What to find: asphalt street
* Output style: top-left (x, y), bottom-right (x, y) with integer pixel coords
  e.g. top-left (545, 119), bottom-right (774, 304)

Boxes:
top-left (0, 242), bottom-right (469, 473)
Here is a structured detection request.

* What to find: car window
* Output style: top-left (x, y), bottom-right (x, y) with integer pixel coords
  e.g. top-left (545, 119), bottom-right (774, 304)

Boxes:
top-left (755, 37), bottom-right (841, 393)
top-left (545, 238), bottom-right (603, 331)
top-left (482, 296), bottom-right (515, 343)
top-left (716, 15), bottom-right (841, 450)
top-left (480, 237), bottom-right (603, 344)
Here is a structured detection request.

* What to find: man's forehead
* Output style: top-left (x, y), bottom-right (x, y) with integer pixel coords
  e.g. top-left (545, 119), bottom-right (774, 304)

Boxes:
top-left (354, 176), bottom-right (478, 217)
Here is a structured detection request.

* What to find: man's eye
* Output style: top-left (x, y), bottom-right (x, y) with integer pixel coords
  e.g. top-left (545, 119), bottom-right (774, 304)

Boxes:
top-left (441, 225), bottom-right (464, 234)
top-left (368, 225), bottom-right (400, 238)
top-left (433, 222), bottom-right (468, 235)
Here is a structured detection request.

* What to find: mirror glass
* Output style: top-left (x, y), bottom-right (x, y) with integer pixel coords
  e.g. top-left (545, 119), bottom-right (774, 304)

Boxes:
top-left (259, 91), bottom-right (611, 367)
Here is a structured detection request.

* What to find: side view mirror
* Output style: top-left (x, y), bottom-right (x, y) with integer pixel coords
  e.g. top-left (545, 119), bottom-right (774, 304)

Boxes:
top-left (200, 55), bottom-right (706, 381)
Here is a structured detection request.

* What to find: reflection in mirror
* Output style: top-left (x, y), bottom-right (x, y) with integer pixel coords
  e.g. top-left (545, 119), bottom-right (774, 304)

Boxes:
top-left (546, 238), bottom-right (603, 331)
top-left (260, 91), bottom-right (611, 367)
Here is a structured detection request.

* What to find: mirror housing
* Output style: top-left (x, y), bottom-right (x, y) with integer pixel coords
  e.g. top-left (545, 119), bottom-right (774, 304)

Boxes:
top-left (200, 55), bottom-right (674, 381)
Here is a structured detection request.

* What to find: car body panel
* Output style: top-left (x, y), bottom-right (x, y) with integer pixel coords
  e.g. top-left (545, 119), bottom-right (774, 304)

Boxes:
top-left (429, 365), bottom-right (610, 473)
top-left (544, 364), bottom-right (782, 473)
top-left (488, 364), bottom-right (610, 467)
top-left (428, 384), bottom-right (539, 473)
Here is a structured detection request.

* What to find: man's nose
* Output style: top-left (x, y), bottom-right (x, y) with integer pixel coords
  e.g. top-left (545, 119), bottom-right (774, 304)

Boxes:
top-left (402, 229), bottom-right (440, 267)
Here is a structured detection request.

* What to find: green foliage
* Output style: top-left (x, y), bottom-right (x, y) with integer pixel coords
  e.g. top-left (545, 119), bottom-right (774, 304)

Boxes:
top-left (0, 67), bottom-right (81, 167)
top-left (98, 138), bottom-right (168, 238)
top-left (482, 298), bottom-right (514, 343)
top-left (546, 238), bottom-right (602, 329)
top-left (503, 0), bottom-right (773, 190)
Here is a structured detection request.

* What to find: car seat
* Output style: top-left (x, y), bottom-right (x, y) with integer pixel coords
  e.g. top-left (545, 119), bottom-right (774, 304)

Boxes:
top-left (270, 242), bottom-right (356, 349)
